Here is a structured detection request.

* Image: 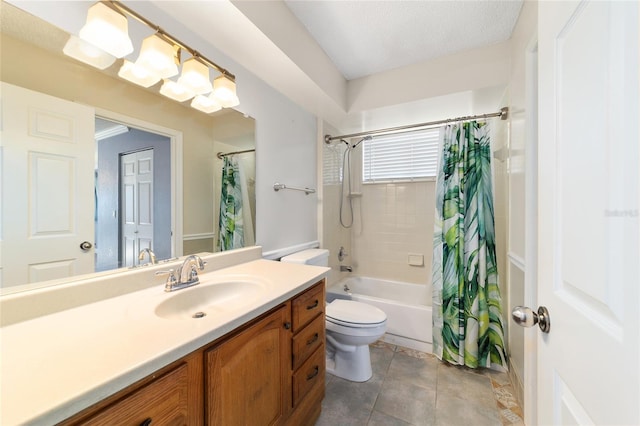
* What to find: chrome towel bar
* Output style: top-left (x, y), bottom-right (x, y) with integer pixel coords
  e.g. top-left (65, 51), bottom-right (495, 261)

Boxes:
top-left (273, 182), bottom-right (316, 195)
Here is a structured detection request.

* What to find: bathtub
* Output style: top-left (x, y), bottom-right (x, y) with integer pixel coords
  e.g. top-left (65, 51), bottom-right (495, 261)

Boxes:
top-left (326, 276), bottom-right (432, 353)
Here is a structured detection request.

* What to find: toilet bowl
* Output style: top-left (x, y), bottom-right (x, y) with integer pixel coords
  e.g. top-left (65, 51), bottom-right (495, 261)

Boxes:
top-left (325, 299), bottom-right (387, 382)
top-left (280, 248), bottom-right (387, 383)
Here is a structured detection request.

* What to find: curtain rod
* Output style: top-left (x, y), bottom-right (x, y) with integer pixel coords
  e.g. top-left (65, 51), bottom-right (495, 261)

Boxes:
top-left (216, 148), bottom-right (255, 159)
top-left (324, 106), bottom-right (508, 144)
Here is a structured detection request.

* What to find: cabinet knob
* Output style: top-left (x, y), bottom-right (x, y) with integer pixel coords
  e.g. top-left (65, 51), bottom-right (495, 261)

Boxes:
top-left (283, 322), bottom-right (292, 330)
top-left (140, 418), bottom-right (152, 426)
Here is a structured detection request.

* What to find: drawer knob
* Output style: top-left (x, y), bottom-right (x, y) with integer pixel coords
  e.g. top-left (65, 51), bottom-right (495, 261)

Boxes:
top-left (284, 322), bottom-right (292, 330)
top-left (306, 333), bottom-right (319, 346)
top-left (140, 418), bottom-right (152, 426)
top-left (306, 366), bottom-right (319, 381)
top-left (306, 300), bottom-right (319, 310)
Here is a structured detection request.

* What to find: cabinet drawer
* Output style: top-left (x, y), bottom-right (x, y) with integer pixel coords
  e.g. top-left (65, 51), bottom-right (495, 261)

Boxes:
top-left (292, 345), bottom-right (325, 407)
top-left (292, 314), bottom-right (325, 370)
top-left (292, 281), bottom-right (324, 332)
top-left (83, 363), bottom-right (189, 426)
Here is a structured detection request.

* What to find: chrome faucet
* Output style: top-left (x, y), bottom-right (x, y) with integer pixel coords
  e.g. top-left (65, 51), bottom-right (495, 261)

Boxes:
top-left (340, 265), bottom-right (353, 272)
top-left (177, 254), bottom-right (206, 286)
top-left (156, 254), bottom-right (206, 292)
top-left (138, 248), bottom-right (157, 265)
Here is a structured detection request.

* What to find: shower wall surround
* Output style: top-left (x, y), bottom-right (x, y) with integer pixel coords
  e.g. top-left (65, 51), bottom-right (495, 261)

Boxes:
top-left (322, 139), bottom-right (435, 289)
top-left (353, 182), bottom-right (435, 286)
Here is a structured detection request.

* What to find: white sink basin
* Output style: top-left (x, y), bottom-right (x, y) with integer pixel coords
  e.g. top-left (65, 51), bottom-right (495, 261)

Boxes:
top-left (154, 275), bottom-right (268, 320)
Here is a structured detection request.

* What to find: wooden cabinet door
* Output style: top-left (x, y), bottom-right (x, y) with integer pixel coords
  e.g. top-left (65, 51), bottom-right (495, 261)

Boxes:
top-left (206, 305), bottom-right (291, 426)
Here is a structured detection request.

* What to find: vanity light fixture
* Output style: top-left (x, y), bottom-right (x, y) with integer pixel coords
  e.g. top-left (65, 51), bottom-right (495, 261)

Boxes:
top-left (134, 34), bottom-right (180, 79)
top-left (63, 1), bottom-right (240, 114)
top-left (177, 57), bottom-right (213, 95)
top-left (159, 79), bottom-right (195, 102)
top-left (118, 60), bottom-right (161, 88)
top-left (78, 2), bottom-right (133, 58)
top-left (213, 75), bottom-right (240, 108)
top-left (62, 35), bottom-right (116, 70)
top-left (191, 94), bottom-right (222, 114)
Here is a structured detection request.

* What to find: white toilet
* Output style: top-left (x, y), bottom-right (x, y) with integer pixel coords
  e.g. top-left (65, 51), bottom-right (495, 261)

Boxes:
top-left (280, 249), bottom-right (387, 382)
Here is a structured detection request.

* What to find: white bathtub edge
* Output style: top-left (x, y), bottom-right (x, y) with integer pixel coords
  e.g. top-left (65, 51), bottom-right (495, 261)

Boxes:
top-left (381, 333), bottom-right (433, 354)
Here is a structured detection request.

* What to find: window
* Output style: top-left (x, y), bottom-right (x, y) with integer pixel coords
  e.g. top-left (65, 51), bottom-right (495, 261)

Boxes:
top-left (362, 127), bottom-right (441, 183)
top-left (323, 143), bottom-right (344, 185)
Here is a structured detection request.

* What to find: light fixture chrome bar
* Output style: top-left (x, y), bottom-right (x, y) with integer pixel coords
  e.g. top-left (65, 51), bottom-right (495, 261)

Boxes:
top-left (105, 0), bottom-right (236, 81)
top-left (273, 182), bottom-right (316, 195)
top-left (216, 149), bottom-right (255, 159)
top-left (324, 107), bottom-right (509, 144)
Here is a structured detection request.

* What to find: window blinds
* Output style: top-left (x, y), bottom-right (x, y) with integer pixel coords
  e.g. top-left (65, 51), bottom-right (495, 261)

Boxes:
top-left (362, 127), bottom-right (441, 183)
top-left (323, 144), bottom-right (343, 185)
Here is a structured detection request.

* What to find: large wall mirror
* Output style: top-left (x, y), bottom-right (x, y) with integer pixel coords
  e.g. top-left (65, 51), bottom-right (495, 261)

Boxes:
top-left (0, 2), bottom-right (256, 294)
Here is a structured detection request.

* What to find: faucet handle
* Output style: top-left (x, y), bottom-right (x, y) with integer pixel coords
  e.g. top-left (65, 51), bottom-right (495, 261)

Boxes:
top-left (156, 269), bottom-right (177, 291)
top-left (194, 256), bottom-right (206, 270)
top-left (338, 246), bottom-right (348, 262)
top-left (187, 265), bottom-right (200, 282)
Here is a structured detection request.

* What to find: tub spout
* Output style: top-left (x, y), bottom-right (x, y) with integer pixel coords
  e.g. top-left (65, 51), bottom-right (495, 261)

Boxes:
top-left (340, 265), bottom-right (353, 272)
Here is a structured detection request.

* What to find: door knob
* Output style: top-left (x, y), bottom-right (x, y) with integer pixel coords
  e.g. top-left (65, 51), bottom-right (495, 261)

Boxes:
top-left (79, 241), bottom-right (93, 251)
top-left (512, 306), bottom-right (551, 333)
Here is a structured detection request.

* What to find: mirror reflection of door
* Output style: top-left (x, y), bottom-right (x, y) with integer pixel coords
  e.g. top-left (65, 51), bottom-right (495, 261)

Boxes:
top-left (1, 82), bottom-right (95, 285)
top-left (120, 149), bottom-right (154, 268)
top-left (95, 119), bottom-right (171, 271)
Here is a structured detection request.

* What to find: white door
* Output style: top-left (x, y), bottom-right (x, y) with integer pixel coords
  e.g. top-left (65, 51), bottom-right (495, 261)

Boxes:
top-left (120, 149), bottom-right (154, 267)
top-left (0, 82), bottom-right (95, 287)
top-left (536, 1), bottom-right (639, 424)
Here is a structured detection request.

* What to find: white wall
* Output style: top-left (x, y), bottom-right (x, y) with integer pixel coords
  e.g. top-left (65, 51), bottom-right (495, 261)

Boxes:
top-left (503, 0), bottom-right (538, 413)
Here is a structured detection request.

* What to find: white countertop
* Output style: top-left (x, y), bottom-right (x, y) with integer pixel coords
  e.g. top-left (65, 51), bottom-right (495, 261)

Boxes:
top-left (0, 258), bottom-right (329, 425)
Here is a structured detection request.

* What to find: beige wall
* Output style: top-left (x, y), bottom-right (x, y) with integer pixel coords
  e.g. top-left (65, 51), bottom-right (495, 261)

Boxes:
top-left (0, 33), bottom-right (221, 254)
top-left (352, 181), bottom-right (435, 287)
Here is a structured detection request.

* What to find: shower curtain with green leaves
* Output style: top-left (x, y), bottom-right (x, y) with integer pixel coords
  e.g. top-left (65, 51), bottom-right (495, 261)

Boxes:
top-left (218, 156), bottom-right (244, 251)
top-left (432, 121), bottom-right (508, 371)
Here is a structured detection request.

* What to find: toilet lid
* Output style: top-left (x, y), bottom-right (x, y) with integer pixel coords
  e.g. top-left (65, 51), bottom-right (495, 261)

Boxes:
top-left (326, 300), bottom-right (387, 327)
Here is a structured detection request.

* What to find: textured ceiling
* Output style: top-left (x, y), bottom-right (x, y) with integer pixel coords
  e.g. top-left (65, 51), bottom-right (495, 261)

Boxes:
top-left (284, 0), bottom-right (523, 80)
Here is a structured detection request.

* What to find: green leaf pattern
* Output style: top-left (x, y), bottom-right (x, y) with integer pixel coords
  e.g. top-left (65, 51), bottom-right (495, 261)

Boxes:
top-left (218, 156), bottom-right (244, 251)
top-left (432, 121), bottom-right (508, 371)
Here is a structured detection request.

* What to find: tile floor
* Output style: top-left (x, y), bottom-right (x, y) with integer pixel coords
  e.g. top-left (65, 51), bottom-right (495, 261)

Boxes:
top-left (315, 341), bottom-right (524, 426)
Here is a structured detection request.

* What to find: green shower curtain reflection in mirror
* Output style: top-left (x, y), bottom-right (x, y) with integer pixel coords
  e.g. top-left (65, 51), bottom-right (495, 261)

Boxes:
top-left (218, 156), bottom-right (246, 251)
top-left (432, 120), bottom-right (508, 371)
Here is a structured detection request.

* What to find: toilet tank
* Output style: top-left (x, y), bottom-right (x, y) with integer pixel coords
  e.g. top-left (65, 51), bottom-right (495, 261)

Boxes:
top-left (280, 249), bottom-right (329, 266)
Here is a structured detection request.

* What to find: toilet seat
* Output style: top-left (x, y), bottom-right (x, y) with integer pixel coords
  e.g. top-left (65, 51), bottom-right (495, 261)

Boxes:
top-left (326, 299), bottom-right (387, 328)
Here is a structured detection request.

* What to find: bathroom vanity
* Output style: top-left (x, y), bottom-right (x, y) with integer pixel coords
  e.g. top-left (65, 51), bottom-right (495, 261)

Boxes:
top-left (0, 248), bottom-right (328, 425)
